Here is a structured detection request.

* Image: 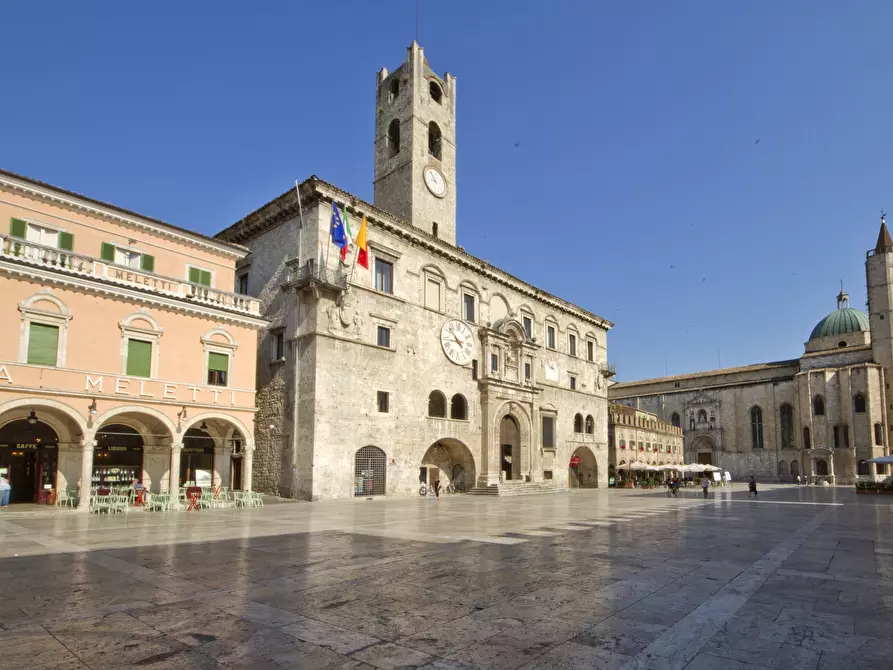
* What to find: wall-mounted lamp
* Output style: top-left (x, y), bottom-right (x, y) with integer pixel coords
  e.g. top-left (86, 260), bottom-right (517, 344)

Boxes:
top-left (88, 399), bottom-right (98, 416)
top-left (27, 410), bottom-right (38, 425)
top-left (199, 420), bottom-right (208, 430)
top-left (177, 407), bottom-right (188, 421)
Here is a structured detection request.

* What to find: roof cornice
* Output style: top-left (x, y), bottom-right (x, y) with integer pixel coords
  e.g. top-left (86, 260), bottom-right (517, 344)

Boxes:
top-left (0, 169), bottom-right (249, 260)
top-left (217, 176), bottom-right (614, 331)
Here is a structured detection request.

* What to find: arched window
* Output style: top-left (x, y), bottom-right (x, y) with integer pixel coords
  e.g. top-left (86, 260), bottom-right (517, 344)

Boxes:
top-left (875, 423), bottom-right (884, 446)
top-left (388, 77), bottom-right (399, 103)
top-left (854, 393), bottom-right (866, 413)
top-left (779, 404), bottom-right (793, 448)
top-left (696, 409), bottom-right (707, 424)
top-left (790, 460), bottom-right (799, 477)
top-left (387, 119), bottom-right (400, 158)
top-left (573, 413), bottom-right (583, 433)
top-left (671, 412), bottom-right (680, 428)
top-left (450, 394), bottom-right (467, 420)
top-left (751, 406), bottom-right (764, 449)
top-left (427, 391), bottom-right (446, 418)
top-left (428, 121), bottom-right (442, 160)
top-left (778, 460), bottom-right (789, 476)
top-left (354, 446), bottom-right (386, 496)
top-left (813, 395), bottom-right (825, 416)
top-left (803, 426), bottom-right (811, 449)
top-left (429, 80), bottom-right (443, 104)
top-left (833, 425), bottom-right (840, 448)
top-left (585, 415), bottom-right (594, 434)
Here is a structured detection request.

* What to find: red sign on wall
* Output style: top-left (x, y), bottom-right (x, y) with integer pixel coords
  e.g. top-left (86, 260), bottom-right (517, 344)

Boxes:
top-left (569, 456), bottom-right (581, 467)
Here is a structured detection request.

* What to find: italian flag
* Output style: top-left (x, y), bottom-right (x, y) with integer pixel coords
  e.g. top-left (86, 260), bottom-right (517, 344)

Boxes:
top-left (340, 209), bottom-right (353, 262)
top-left (356, 216), bottom-right (369, 269)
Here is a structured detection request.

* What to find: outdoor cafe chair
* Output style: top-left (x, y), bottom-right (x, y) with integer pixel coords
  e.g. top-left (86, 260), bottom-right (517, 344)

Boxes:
top-left (147, 492), bottom-right (170, 512)
top-left (55, 488), bottom-right (77, 508)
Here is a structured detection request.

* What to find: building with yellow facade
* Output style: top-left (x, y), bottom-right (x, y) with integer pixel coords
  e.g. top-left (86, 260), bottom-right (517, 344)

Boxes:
top-left (0, 169), bottom-right (265, 507)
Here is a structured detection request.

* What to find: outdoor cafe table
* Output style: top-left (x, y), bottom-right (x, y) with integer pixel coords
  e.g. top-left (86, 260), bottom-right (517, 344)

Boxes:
top-left (133, 486), bottom-right (147, 507)
top-left (186, 486), bottom-right (202, 511)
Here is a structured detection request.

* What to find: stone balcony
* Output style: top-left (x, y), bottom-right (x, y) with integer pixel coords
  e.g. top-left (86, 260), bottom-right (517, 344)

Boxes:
top-left (0, 234), bottom-right (261, 316)
top-left (282, 258), bottom-right (349, 292)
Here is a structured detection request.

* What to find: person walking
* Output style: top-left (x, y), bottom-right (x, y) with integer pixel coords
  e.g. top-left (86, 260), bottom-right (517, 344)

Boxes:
top-left (666, 478), bottom-right (674, 498)
top-left (748, 476), bottom-right (758, 498)
top-left (701, 476), bottom-right (710, 498)
top-left (0, 474), bottom-right (10, 508)
top-left (434, 478), bottom-right (441, 500)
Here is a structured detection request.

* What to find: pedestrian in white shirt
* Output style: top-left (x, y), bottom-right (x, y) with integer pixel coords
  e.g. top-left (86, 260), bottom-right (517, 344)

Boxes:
top-left (0, 475), bottom-right (10, 508)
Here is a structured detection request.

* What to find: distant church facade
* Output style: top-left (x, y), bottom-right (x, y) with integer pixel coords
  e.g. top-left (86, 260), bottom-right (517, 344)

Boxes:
top-left (609, 222), bottom-right (893, 484)
top-left (217, 43), bottom-right (614, 499)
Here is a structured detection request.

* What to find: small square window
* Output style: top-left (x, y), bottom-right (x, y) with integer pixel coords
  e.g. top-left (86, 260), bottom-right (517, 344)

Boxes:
top-left (377, 391), bottom-right (390, 413)
top-left (547, 325), bottom-right (556, 349)
top-left (491, 353), bottom-right (498, 372)
top-left (522, 315), bottom-right (532, 338)
top-left (463, 293), bottom-right (476, 323)
top-left (377, 326), bottom-right (391, 348)
top-left (569, 334), bottom-right (577, 357)
top-left (569, 375), bottom-right (577, 390)
top-left (524, 362), bottom-right (531, 380)
top-left (237, 273), bottom-right (249, 295)
top-left (374, 258), bottom-right (393, 294)
top-left (543, 470), bottom-right (553, 480)
top-left (587, 340), bottom-right (594, 362)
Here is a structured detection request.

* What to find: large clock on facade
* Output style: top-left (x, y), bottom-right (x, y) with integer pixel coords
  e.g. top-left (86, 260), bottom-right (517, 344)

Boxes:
top-left (424, 166), bottom-right (446, 198)
top-left (440, 319), bottom-right (474, 365)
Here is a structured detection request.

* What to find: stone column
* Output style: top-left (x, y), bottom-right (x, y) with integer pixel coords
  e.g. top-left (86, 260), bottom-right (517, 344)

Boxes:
top-left (244, 445), bottom-right (254, 491)
top-left (169, 443), bottom-right (182, 494)
top-left (77, 440), bottom-right (95, 511)
top-left (218, 446), bottom-right (232, 487)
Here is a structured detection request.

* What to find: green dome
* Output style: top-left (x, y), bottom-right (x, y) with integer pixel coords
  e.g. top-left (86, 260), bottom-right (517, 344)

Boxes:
top-left (809, 307), bottom-right (869, 340)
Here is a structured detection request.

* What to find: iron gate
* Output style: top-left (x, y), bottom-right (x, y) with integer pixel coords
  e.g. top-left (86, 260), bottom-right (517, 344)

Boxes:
top-left (354, 446), bottom-right (386, 496)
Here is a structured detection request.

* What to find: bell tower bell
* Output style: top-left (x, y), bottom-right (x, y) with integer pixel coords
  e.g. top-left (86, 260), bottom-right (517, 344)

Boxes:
top-left (373, 42), bottom-right (457, 245)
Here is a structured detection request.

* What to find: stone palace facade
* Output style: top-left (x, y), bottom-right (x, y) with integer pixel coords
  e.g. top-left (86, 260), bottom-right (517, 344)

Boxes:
top-left (609, 221), bottom-right (893, 484)
top-left (216, 42), bottom-right (614, 499)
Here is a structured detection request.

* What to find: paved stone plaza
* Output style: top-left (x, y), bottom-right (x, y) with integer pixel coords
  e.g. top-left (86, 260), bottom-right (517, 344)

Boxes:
top-left (1, 485), bottom-right (892, 669)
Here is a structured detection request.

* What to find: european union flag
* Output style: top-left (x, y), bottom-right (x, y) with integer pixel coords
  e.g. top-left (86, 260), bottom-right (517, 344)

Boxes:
top-left (331, 202), bottom-right (348, 250)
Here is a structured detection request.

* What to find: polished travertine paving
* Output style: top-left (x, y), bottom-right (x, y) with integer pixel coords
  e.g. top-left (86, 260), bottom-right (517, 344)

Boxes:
top-left (1, 484), bottom-right (892, 669)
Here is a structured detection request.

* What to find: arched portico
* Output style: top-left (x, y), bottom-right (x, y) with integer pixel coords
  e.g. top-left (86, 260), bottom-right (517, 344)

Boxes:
top-left (91, 408), bottom-right (174, 495)
top-left (180, 413), bottom-right (253, 491)
top-left (809, 448), bottom-right (834, 484)
top-left (420, 438), bottom-right (476, 491)
top-left (569, 446), bottom-right (597, 488)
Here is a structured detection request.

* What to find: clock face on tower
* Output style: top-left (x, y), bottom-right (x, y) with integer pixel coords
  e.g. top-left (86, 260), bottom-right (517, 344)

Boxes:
top-left (440, 319), bottom-right (474, 365)
top-left (424, 166), bottom-right (446, 198)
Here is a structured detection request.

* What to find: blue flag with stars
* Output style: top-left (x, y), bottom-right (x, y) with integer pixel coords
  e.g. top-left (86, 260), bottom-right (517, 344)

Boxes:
top-left (330, 202), bottom-right (348, 251)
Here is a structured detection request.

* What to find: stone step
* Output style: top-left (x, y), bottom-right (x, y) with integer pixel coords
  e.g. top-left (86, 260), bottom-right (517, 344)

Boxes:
top-left (467, 482), bottom-right (563, 497)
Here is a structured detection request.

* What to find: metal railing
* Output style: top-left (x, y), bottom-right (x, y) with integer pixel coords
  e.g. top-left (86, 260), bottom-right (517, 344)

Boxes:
top-left (0, 234), bottom-right (260, 316)
top-left (283, 260), bottom-right (350, 289)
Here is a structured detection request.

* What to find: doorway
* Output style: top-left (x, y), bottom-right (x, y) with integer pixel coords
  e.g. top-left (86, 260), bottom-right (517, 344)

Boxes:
top-left (0, 419), bottom-right (59, 503)
top-left (499, 415), bottom-right (520, 480)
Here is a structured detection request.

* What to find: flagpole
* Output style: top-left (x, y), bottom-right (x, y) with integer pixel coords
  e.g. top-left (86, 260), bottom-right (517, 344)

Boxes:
top-left (324, 204), bottom-right (331, 279)
top-left (295, 179), bottom-right (305, 267)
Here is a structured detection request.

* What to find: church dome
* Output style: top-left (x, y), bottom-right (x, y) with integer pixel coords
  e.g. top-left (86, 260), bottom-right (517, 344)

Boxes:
top-left (809, 291), bottom-right (869, 340)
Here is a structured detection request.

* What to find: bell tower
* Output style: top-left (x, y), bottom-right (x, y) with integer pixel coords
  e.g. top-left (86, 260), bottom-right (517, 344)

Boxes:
top-left (373, 42), bottom-right (457, 245)
top-left (867, 214), bottom-right (893, 446)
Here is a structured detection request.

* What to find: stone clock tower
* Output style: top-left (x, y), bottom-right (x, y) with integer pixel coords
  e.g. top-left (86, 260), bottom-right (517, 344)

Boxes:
top-left (374, 42), bottom-right (457, 245)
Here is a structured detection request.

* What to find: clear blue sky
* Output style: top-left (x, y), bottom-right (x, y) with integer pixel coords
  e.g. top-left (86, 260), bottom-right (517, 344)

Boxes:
top-left (3, 1), bottom-right (892, 381)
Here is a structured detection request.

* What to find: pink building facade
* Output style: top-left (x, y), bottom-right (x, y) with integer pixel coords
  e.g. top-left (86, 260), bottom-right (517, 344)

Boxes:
top-left (0, 170), bottom-right (266, 508)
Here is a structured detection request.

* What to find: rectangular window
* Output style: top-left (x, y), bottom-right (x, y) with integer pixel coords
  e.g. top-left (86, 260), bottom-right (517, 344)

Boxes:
top-left (188, 266), bottom-right (213, 287)
top-left (126, 339), bottom-right (152, 378)
top-left (377, 325), bottom-right (391, 348)
top-left (587, 340), bottom-right (594, 362)
top-left (471, 359), bottom-right (478, 380)
top-left (374, 258), bottom-right (393, 294)
top-left (522, 315), bottom-right (532, 338)
top-left (491, 353), bottom-right (498, 372)
top-left (101, 243), bottom-right (154, 272)
top-left (463, 293), bottom-right (476, 323)
top-left (27, 323), bottom-right (59, 366)
top-left (542, 416), bottom-right (555, 449)
top-left (425, 277), bottom-right (441, 310)
top-left (524, 362), bottom-right (531, 380)
top-left (547, 325), bottom-right (556, 349)
top-left (25, 223), bottom-right (59, 248)
top-left (543, 470), bottom-right (553, 480)
top-left (207, 352), bottom-right (229, 386)
top-left (272, 331), bottom-right (284, 360)
top-left (570, 375), bottom-right (577, 390)
top-left (569, 334), bottom-right (577, 357)
top-left (237, 273), bottom-right (249, 295)
top-left (377, 391), bottom-right (390, 413)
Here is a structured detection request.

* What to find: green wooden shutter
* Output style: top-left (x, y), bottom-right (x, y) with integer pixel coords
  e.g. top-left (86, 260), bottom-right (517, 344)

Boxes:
top-left (126, 339), bottom-right (152, 377)
top-left (188, 267), bottom-right (201, 284)
top-left (208, 352), bottom-right (228, 372)
top-left (58, 232), bottom-right (74, 251)
top-left (100, 242), bottom-right (115, 261)
top-left (200, 270), bottom-right (212, 287)
top-left (140, 254), bottom-right (155, 272)
top-left (10, 218), bottom-right (27, 239)
top-left (27, 323), bottom-right (59, 366)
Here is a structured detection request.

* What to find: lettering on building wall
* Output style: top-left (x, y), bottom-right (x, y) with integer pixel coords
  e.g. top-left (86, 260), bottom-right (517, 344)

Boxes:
top-left (81, 376), bottom-right (238, 405)
top-left (114, 269), bottom-right (174, 292)
top-left (0, 366), bottom-right (11, 385)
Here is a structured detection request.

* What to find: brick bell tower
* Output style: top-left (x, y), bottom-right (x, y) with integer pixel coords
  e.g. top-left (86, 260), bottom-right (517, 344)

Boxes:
top-left (867, 213), bottom-right (893, 450)
top-left (373, 42), bottom-right (457, 245)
